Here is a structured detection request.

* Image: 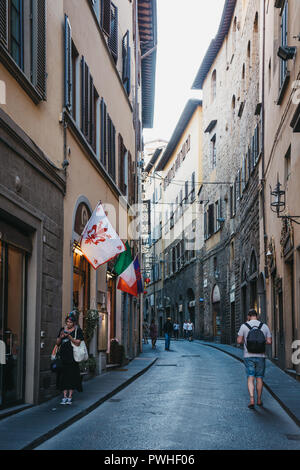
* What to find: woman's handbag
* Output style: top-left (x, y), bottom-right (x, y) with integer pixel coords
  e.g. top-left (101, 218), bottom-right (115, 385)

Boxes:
top-left (71, 327), bottom-right (88, 362)
top-left (50, 345), bottom-right (62, 373)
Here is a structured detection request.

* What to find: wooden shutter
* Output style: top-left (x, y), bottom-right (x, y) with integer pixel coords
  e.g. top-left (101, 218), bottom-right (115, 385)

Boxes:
top-left (208, 204), bottom-right (214, 236)
top-left (204, 211), bottom-right (207, 240)
top-left (101, 0), bottom-right (111, 36)
top-left (101, 98), bottom-right (107, 167)
top-left (90, 76), bottom-right (95, 148)
top-left (81, 57), bottom-right (91, 140)
top-left (118, 133), bottom-right (124, 193)
top-left (109, 3), bottom-right (118, 63)
top-left (32, 0), bottom-right (47, 99)
top-left (0, 0), bottom-right (8, 47)
top-left (64, 15), bottom-right (72, 111)
top-left (122, 31), bottom-right (131, 96)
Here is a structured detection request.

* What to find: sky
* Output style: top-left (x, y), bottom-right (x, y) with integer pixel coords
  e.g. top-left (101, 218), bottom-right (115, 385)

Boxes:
top-left (143, 0), bottom-right (225, 145)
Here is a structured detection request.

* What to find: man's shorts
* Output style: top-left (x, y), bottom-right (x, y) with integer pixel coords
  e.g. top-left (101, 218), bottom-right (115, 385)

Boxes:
top-left (244, 357), bottom-right (266, 378)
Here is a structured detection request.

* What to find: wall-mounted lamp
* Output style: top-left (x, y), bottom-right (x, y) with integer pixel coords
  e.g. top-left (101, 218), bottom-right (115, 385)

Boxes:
top-left (270, 175), bottom-right (300, 224)
top-left (73, 245), bottom-right (83, 256)
top-left (266, 250), bottom-right (272, 258)
top-left (277, 46), bottom-right (297, 61)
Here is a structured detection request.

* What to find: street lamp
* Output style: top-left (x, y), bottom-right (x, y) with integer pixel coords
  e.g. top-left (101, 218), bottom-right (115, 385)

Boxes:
top-left (270, 176), bottom-right (300, 224)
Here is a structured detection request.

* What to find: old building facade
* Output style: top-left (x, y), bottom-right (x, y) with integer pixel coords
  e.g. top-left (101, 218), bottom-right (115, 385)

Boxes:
top-left (0, 0), bottom-right (156, 408)
top-left (192, 0), bottom-right (262, 343)
top-left (262, 0), bottom-right (300, 375)
top-left (143, 99), bottom-right (203, 336)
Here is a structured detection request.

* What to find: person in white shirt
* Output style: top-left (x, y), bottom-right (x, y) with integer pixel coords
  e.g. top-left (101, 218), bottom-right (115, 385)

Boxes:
top-left (237, 309), bottom-right (272, 409)
top-left (187, 319), bottom-right (194, 341)
top-left (182, 320), bottom-right (188, 340)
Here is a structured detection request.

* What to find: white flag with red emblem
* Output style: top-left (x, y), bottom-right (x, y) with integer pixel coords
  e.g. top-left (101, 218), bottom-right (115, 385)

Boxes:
top-left (80, 202), bottom-right (126, 269)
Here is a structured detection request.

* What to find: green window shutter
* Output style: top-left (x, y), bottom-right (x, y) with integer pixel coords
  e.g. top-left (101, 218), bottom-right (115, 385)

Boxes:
top-left (0, 0), bottom-right (8, 47)
top-left (81, 57), bottom-right (91, 140)
top-left (109, 3), bottom-right (118, 63)
top-left (101, 98), bottom-right (107, 167)
top-left (64, 14), bottom-right (72, 111)
top-left (122, 31), bottom-right (131, 96)
top-left (101, 0), bottom-right (111, 36)
top-left (81, 57), bottom-right (86, 134)
top-left (32, 0), bottom-right (47, 100)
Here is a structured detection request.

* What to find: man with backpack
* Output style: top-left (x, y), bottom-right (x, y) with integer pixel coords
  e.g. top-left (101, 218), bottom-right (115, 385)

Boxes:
top-left (237, 309), bottom-right (272, 409)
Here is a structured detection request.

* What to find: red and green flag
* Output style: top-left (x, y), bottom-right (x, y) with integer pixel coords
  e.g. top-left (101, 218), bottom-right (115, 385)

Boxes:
top-left (114, 242), bottom-right (142, 297)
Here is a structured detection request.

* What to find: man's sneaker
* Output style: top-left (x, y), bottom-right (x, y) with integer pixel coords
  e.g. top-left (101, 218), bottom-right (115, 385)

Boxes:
top-left (60, 397), bottom-right (68, 405)
top-left (66, 398), bottom-right (72, 405)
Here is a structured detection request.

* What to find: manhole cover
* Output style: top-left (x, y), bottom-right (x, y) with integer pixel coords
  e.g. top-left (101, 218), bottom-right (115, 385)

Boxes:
top-left (286, 434), bottom-right (300, 441)
top-left (109, 398), bottom-right (122, 403)
top-left (112, 368), bottom-right (128, 371)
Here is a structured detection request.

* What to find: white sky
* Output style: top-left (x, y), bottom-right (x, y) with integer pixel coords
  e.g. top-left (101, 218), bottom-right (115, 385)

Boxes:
top-left (143, 0), bottom-right (225, 144)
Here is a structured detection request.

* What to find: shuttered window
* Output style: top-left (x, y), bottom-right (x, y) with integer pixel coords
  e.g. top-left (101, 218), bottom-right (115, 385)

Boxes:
top-left (0, 0), bottom-right (8, 47)
top-left (108, 2), bottom-right (118, 63)
top-left (64, 15), bottom-right (72, 111)
top-left (0, 0), bottom-right (47, 101)
top-left (107, 115), bottom-right (116, 181)
top-left (101, 0), bottom-right (111, 37)
top-left (32, 0), bottom-right (47, 99)
top-left (122, 31), bottom-right (131, 96)
top-left (101, 98), bottom-right (107, 167)
top-left (81, 56), bottom-right (98, 150)
top-left (208, 203), bottom-right (215, 237)
top-left (118, 133), bottom-right (128, 196)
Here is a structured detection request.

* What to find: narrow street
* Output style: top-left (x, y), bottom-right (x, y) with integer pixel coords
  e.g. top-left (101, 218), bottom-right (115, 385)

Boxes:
top-left (36, 340), bottom-right (300, 451)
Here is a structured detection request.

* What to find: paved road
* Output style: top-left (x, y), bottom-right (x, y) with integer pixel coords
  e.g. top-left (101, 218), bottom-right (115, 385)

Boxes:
top-left (36, 340), bottom-right (300, 450)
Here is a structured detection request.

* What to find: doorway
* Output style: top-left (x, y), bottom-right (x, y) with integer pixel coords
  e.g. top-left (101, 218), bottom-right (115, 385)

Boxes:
top-left (0, 241), bottom-right (26, 408)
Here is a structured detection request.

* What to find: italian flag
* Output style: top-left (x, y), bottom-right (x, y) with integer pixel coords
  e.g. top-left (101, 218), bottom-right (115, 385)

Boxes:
top-left (115, 242), bottom-right (138, 297)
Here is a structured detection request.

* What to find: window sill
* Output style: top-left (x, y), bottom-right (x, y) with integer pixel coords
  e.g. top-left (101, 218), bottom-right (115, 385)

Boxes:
top-left (0, 45), bottom-right (44, 104)
top-left (277, 71), bottom-right (290, 105)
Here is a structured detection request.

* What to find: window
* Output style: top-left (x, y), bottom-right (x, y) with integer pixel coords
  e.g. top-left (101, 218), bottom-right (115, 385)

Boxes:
top-left (118, 134), bottom-right (128, 196)
top-left (211, 134), bottom-right (216, 168)
top-left (122, 31), bottom-right (131, 96)
top-left (9, 0), bottom-right (23, 68)
top-left (81, 57), bottom-right (98, 151)
top-left (279, 1), bottom-right (288, 90)
top-left (190, 172), bottom-right (195, 202)
top-left (232, 17), bottom-right (237, 57)
top-left (107, 115), bottom-right (116, 181)
top-left (0, 0), bottom-right (47, 101)
top-left (108, 2), bottom-right (118, 63)
top-left (211, 70), bottom-right (217, 101)
top-left (284, 145), bottom-right (291, 182)
top-left (208, 203), bottom-right (215, 237)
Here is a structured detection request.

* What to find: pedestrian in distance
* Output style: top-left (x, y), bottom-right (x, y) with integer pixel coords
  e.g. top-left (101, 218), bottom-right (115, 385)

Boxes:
top-left (164, 317), bottom-right (173, 351)
top-left (187, 319), bottom-right (194, 341)
top-left (173, 321), bottom-right (179, 340)
top-left (56, 311), bottom-right (84, 405)
top-left (183, 320), bottom-right (188, 340)
top-left (237, 308), bottom-right (272, 409)
top-left (143, 321), bottom-right (149, 344)
top-left (149, 319), bottom-right (158, 349)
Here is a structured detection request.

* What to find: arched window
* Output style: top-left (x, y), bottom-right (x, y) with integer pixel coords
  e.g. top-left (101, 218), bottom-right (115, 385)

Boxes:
top-left (73, 202), bottom-right (91, 326)
top-left (241, 64), bottom-right (245, 100)
top-left (211, 70), bottom-right (217, 101)
top-left (252, 13), bottom-right (259, 67)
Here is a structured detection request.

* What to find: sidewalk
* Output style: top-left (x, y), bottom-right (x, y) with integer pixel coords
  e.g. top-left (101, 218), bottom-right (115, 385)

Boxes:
top-left (1, 340), bottom-right (300, 450)
top-left (197, 340), bottom-right (300, 427)
top-left (0, 355), bottom-right (157, 450)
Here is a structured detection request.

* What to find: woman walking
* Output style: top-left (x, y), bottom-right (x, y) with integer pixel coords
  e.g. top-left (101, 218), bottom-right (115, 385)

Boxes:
top-left (149, 319), bottom-right (158, 349)
top-left (56, 312), bottom-right (84, 405)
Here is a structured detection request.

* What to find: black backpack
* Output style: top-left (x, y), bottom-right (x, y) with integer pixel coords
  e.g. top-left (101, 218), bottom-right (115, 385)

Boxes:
top-left (245, 322), bottom-right (266, 353)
